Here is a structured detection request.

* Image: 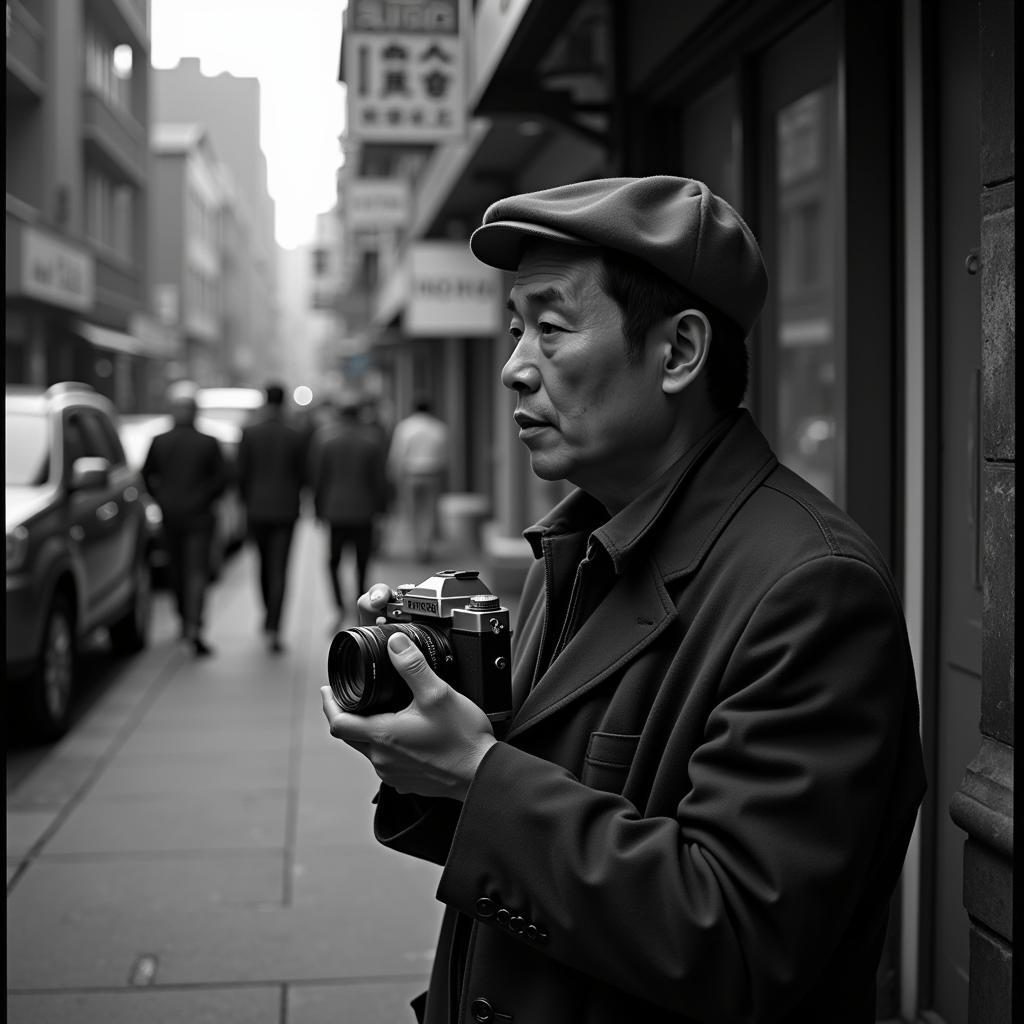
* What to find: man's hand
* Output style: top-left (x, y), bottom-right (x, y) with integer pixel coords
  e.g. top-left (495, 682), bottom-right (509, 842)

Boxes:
top-left (321, 630), bottom-right (497, 802)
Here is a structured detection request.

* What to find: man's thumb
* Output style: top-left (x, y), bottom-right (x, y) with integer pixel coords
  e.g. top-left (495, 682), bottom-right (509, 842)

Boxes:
top-left (387, 632), bottom-right (442, 697)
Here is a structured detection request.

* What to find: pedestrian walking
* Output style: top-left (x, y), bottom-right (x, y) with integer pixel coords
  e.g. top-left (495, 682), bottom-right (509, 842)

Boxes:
top-left (310, 399), bottom-right (389, 632)
top-left (322, 176), bottom-right (926, 1023)
top-left (236, 382), bottom-right (307, 653)
top-left (387, 399), bottom-right (450, 562)
top-left (142, 381), bottom-right (227, 657)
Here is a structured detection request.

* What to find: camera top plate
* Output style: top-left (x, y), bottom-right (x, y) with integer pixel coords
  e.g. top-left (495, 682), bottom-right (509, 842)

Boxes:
top-left (390, 570), bottom-right (499, 620)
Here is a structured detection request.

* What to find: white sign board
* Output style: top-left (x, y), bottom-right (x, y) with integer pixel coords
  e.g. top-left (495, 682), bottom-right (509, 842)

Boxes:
top-left (344, 0), bottom-right (467, 143)
top-left (21, 226), bottom-right (94, 311)
top-left (405, 241), bottom-right (502, 336)
top-left (346, 178), bottom-right (411, 230)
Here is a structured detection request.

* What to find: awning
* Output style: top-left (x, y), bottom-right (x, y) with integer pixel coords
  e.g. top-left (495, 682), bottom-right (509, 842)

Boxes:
top-left (74, 321), bottom-right (143, 356)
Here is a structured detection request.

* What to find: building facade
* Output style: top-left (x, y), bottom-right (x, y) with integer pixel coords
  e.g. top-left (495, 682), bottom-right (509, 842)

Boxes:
top-left (338, 1), bottom-right (1014, 1021)
top-left (6, 0), bottom-right (172, 411)
top-left (151, 58), bottom-right (279, 385)
top-left (149, 124), bottom-right (226, 383)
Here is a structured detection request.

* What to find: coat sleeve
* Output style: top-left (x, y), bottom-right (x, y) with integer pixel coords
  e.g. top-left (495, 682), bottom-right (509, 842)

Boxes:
top-left (202, 437), bottom-right (228, 506)
top-left (434, 555), bottom-right (924, 1022)
top-left (236, 429), bottom-right (251, 504)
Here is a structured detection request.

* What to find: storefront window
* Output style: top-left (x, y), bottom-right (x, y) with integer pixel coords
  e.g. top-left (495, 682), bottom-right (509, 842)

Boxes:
top-left (772, 85), bottom-right (839, 500)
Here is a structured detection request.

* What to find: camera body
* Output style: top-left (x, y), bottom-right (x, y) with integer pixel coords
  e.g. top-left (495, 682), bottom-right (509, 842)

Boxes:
top-left (326, 569), bottom-right (513, 723)
top-left (385, 571), bottom-right (513, 724)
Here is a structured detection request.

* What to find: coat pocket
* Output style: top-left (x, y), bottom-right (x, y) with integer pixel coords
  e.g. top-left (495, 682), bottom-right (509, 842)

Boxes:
top-left (581, 732), bottom-right (641, 794)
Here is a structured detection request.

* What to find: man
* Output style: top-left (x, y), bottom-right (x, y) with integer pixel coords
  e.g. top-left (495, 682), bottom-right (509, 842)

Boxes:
top-left (143, 381), bottom-right (226, 657)
top-left (310, 399), bottom-right (389, 631)
top-left (387, 399), bottom-right (450, 561)
top-left (321, 177), bottom-right (926, 1023)
top-left (236, 383), bottom-right (306, 653)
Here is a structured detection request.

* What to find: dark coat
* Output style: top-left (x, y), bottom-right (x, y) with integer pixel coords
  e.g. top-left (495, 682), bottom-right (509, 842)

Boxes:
top-left (237, 410), bottom-right (306, 524)
top-left (142, 424), bottom-right (226, 529)
top-left (374, 411), bottom-right (926, 1024)
top-left (311, 421), bottom-right (388, 526)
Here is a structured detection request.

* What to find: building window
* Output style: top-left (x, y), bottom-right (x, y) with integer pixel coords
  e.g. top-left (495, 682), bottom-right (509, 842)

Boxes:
top-left (771, 84), bottom-right (839, 501)
top-left (84, 166), bottom-right (135, 262)
top-left (84, 21), bottom-right (133, 116)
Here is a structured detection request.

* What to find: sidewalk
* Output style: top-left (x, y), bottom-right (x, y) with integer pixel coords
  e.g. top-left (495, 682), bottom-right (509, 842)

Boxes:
top-left (6, 516), bottom-right (513, 1023)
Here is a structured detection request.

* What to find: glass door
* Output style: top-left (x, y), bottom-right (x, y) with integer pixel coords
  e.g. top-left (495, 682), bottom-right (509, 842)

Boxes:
top-left (757, 5), bottom-right (842, 504)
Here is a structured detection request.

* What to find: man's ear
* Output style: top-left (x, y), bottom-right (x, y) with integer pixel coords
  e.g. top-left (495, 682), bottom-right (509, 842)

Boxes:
top-left (661, 309), bottom-right (711, 394)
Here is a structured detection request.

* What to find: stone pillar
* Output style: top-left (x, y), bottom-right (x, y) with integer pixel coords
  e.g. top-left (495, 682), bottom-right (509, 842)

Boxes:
top-left (950, 2), bottom-right (1014, 1021)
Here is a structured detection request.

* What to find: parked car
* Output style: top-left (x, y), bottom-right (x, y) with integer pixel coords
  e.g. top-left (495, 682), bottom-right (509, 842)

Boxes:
top-left (5, 383), bottom-right (153, 741)
top-left (117, 412), bottom-right (247, 579)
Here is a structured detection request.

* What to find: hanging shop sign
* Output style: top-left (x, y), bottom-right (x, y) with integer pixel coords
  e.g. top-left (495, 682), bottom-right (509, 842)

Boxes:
top-left (20, 226), bottom-right (95, 311)
top-left (343, 0), bottom-right (468, 142)
top-left (405, 241), bottom-right (502, 336)
top-left (346, 178), bottom-right (411, 230)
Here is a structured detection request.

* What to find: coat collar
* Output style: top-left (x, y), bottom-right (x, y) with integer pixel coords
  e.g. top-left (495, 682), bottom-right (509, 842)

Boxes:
top-left (509, 410), bottom-right (777, 738)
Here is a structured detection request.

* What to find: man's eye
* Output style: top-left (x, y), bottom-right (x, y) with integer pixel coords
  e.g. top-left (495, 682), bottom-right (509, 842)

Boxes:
top-left (538, 321), bottom-right (561, 335)
top-left (508, 323), bottom-right (523, 341)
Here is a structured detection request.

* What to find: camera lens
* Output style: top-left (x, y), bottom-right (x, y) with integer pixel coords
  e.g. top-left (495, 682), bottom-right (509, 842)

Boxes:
top-left (327, 623), bottom-right (454, 715)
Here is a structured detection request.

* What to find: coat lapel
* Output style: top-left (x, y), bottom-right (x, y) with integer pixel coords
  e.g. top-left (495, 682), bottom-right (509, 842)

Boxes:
top-left (505, 411), bottom-right (777, 742)
top-left (507, 561), bottom-right (674, 739)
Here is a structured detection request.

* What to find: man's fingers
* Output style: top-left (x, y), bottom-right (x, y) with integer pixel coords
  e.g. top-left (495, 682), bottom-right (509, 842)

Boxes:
top-left (357, 584), bottom-right (394, 625)
top-left (320, 686), bottom-right (379, 743)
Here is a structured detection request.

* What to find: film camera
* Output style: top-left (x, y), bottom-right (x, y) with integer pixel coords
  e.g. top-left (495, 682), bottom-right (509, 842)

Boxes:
top-left (327, 570), bottom-right (513, 724)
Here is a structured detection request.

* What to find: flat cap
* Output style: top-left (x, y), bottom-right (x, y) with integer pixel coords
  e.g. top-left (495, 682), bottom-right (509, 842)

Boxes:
top-left (470, 176), bottom-right (768, 337)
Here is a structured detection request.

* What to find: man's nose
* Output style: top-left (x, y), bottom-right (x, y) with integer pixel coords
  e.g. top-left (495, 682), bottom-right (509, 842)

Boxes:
top-left (501, 338), bottom-right (540, 392)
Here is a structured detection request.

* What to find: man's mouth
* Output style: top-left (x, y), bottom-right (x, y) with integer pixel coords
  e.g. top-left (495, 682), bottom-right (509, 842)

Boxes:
top-left (513, 412), bottom-right (549, 430)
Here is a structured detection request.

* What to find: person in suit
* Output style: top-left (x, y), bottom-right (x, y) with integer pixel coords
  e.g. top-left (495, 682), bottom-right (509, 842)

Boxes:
top-left (143, 381), bottom-right (227, 657)
top-left (320, 177), bottom-right (926, 1023)
top-left (236, 383), bottom-right (307, 653)
top-left (310, 398), bottom-right (389, 632)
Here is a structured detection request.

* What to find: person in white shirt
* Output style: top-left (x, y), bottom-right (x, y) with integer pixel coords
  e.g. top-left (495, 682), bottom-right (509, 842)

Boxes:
top-left (387, 400), bottom-right (450, 562)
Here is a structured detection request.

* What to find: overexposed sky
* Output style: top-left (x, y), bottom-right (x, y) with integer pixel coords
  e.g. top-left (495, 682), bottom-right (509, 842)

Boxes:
top-left (150, 0), bottom-right (347, 250)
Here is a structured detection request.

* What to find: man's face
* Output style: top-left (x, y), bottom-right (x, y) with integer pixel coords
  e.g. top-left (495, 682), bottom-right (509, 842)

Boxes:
top-left (501, 243), bottom-right (676, 509)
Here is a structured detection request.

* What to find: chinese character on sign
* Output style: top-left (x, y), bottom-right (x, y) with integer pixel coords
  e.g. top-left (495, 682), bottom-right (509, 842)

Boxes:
top-left (343, 0), bottom-right (466, 143)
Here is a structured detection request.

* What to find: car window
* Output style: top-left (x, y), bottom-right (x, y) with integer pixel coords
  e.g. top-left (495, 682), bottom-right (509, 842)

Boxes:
top-left (68, 408), bottom-right (119, 462)
top-left (96, 414), bottom-right (127, 467)
top-left (5, 411), bottom-right (51, 486)
top-left (63, 415), bottom-right (90, 470)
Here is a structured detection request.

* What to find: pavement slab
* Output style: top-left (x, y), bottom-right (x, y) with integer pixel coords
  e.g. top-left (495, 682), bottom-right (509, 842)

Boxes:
top-left (6, 987), bottom-right (283, 1024)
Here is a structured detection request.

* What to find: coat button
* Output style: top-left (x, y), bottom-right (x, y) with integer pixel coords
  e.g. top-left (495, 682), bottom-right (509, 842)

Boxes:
top-left (470, 997), bottom-right (494, 1022)
top-left (509, 914), bottom-right (526, 934)
top-left (495, 907), bottom-right (511, 927)
top-left (475, 897), bottom-right (496, 919)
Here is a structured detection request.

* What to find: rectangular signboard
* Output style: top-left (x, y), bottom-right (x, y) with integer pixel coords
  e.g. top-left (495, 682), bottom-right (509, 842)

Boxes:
top-left (405, 241), bottom-right (502, 336)
top-left (343, 0), bottom-right (467, 143)
top-left (21, 226), bottom-right (95, 311)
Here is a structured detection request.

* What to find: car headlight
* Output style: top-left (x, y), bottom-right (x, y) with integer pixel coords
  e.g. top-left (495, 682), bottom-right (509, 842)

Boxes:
top-left (6, 524), bottom-right (30, 572)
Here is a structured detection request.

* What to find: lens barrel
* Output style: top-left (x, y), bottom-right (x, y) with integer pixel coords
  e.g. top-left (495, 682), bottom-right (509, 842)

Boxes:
top-left (327, 622), bottom-right (454, 715)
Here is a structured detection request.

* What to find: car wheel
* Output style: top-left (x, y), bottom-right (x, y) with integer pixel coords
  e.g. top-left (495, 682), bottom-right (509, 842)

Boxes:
top-left (110, 552), bottom-right (152, 654)
top-left (25, 594), bottom-right (77, 742)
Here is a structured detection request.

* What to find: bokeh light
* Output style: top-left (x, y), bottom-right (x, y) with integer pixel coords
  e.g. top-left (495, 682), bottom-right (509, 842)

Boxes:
top-left (293, 385), bottom-right (313, 407)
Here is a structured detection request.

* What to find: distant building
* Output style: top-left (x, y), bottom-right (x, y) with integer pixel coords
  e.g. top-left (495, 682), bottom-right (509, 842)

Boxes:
top-left (277, 208), bottom-right (365, 407)
top-left (149, 124), bottom-right (225, 383)
top-left (6, 0), bottom-right (172, 411)
top-left (152, 58), bottom-right (279, 383)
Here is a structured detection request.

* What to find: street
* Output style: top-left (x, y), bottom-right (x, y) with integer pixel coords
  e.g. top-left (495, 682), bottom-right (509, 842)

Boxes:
top-left (5, 516), bottom-right (504, 1023)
